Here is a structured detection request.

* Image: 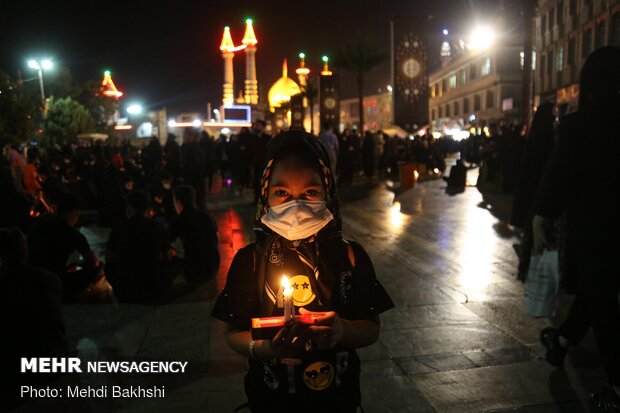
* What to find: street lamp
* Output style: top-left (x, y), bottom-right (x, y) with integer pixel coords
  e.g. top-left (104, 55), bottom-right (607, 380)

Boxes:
top-left (467, 26), bottom-right (495, 50)
top-left (27, 58), bottom-right (53, 117)
top-left (127, 104), bottom-right (143, 115)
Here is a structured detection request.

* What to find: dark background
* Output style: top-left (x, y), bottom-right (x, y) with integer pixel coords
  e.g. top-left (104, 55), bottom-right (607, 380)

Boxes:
top-left (1, 0), bottom-right (520, 117)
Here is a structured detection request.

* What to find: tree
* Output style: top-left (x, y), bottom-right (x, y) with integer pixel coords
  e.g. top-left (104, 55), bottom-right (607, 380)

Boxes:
top-left (46, 97), bottom-right (94, 142)
top-left (301, 76), bottom-right (318, 134)
top-left (0, 71), bottom-right (38, 144)
top-left (334, 37), bottom-right (387, 132)
top-left (73, 80), bottom-right (119, 131)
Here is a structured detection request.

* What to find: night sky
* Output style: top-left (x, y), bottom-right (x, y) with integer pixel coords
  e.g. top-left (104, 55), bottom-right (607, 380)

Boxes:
top-left (1, 0), bottom-right (518, 117)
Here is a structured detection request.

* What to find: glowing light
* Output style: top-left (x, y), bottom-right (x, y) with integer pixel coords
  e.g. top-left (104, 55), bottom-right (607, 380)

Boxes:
top-left (28, 60), bottom-right (40, 70)
top-left (127, 104), bottom-right (142, 114)
top-left (321, 56), bottom-right (332, 76)
top-left (114, 125), bottom-right (132, 130)
top-left (168, 120), bottom-right (177, 127)
top-left (456, 201), bottom-right (497, 298)
top-left (242, 18), bottom-right (258, 46)
top-left (41, 59), bottom-right (53, 70)
top-left (432, 131), bottom-right (442, 139)
top-left (387, 85), bottom-right (393, 92)
top-left (483, 126), bottom-right (490, 137)
top-left (447, 128), bottom-right (470, 141)
top-left (468, 26), bottom-right (495, 50)
top-left (221, 127), bottom-right (231, 134)
top-left (443, 29), bottom-right (449, 35)
top-left (389, 201), bottom-right (404, 229)
top-left (101, 70), bottom-right (123, 98)
top-left (469, 114), bottom-right (476, 122)
top-left (413, 170), bottom-right (420, 180)
top-left (192, 119), bottom-right (202, 127)
top-left (433, 168), bottom-right (440, 174)
top-left (296, 52), bottom-right (310, 76)
top-left (220, 26), bottom-right (245, 52)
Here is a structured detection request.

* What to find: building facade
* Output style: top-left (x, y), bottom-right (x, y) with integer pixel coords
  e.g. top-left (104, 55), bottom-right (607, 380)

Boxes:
top-left (428, 44), bottom-right (524, 132)
top-left (534, 0), bottom-right (620, 114)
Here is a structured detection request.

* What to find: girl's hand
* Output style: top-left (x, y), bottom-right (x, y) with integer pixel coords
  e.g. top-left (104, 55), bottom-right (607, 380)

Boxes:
top-left (267, 322), bottom-right (310, 358)
top-left (299, 308), bottom-right (344, 350)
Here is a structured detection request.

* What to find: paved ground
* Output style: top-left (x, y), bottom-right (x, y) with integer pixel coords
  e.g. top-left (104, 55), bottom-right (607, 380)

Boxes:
top-left (13, 163), bottom-right (608, 413)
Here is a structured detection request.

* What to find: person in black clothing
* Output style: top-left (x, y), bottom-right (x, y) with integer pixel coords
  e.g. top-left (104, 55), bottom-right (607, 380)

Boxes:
top-left (27, 194), bottom-right (102, 300)
top-left (105, 190), bottom-right (173, 303)
top-left (199, 131), bottom-right (217, 193)
top-left (338, 129), bottom-right (356, 186)
top-left (236, 127), bottom-right (254, 190)
top-left (252, 120), bottom-right (272, 201)
top-left (444, 158), bottom-right (467, 195)
top-left (362, 131), bottom-right (376, 178)
top-left (181, 128), bottom-right (206, 209)
top-left (164, 133), bottom-right (181, 179)
top-left (534, 46), bottom-right (620, 411)
top-left (510, 102), bottom-right (556, 281)
top-left (141, 136), bottom-right (163, 182)
top-left (0, 156), bottom-right (30, 232)
top-left (212, 131), bottom-right (393, 412)
top-left (1, 228), bottom-right (69, 409)
top-left (168, 185), bottom-right (219, 280)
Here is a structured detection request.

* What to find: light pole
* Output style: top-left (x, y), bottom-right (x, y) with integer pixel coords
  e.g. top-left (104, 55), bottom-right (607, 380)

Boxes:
top-left (27, 59), bottom-right (53, 118)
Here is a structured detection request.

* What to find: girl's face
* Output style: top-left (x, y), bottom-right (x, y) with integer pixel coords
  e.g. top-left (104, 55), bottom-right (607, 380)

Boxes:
top-left (268, 158), bottom-right (325, 207)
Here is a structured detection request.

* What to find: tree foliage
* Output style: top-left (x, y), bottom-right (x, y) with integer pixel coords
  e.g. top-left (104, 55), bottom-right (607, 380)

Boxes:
top-left (46, 97), bottom-right (94, 141)
top-left (333, 37), bottom-right (387, 132)
top-left (0, 71), bottom-right (38, 144)
top-left (0, 64), bottom-right (117, 143)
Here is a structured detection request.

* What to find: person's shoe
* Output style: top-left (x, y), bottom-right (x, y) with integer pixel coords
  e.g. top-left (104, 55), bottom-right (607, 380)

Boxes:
top-left (589, 387), bottom-right (620, 412)
top-left (540, 327), bottom-right (567, 368)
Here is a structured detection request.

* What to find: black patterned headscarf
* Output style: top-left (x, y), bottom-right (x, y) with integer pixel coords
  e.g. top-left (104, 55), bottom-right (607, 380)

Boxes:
top-left (253, 130), bottom-right (341, 238)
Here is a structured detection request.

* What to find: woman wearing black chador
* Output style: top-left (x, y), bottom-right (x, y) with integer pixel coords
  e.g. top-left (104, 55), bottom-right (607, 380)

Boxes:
top-left (534, 46), bottom-right (620, 412)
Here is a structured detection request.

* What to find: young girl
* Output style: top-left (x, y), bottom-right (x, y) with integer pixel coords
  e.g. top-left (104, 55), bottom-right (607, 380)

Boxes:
top-left (212, 130), bottom-right (393, 412)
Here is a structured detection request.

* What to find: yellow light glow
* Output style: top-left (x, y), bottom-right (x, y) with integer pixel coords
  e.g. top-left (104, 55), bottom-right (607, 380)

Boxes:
top-left (101, 71), bottom-right (123, 99)
top-left (390, 201), bottom-right (404, 229)
top-left (468, 26), bottom-right (495, 50)
top-left (220, 26), bottom-right (237, 52)
top-left (413, 170), bottom-right (420, 180)
top-left (455, 202), bottom-right (496, 298)
top-left (242, 18), bottom-right (258, 46)
top-left (281, 275), bottom-right (293, 297)
top-left (114, 125), bottom-right (132, 130)
top-left (321, 56), bottom-right (332, 76)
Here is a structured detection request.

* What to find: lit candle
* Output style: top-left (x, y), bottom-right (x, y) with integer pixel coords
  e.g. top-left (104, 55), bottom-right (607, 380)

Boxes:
top-left (281, 275), bottom-right (294, 322)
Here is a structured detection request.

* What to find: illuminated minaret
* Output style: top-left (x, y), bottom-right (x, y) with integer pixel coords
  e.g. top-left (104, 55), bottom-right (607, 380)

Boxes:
top-left (295, 52), bottom-right (310, 88)
top-left (220, 26), bottom-right (235, 106)
top-left (242, 18), bottom-right (258, 105)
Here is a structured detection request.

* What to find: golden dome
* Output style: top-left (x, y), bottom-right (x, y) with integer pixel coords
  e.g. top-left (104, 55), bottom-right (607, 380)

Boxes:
top-left (268, 59), bottom-right (301, 111)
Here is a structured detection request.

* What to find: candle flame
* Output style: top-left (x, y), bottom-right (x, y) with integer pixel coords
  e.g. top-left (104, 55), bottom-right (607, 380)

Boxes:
top-left (281, 275), bottom-right (293, 297)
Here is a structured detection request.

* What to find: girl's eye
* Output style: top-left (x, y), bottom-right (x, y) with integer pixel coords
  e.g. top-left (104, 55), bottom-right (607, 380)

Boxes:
top-left (305, 189), bottom-right (319, 197)
top-left (274, 189), bottom-right (288, 197)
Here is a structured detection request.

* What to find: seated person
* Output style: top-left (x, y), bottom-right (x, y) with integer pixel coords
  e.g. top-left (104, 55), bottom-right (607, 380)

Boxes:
top-left (168, 185), bottom-right (220, 280)
top-left (1, 228), bottom-right (69, 409)
top-left (27, 193), bottom-right (102, 300)
top-left (105, 190), bottom-right (173, 303)
top-left (445, 158), bottom-right (467, 194)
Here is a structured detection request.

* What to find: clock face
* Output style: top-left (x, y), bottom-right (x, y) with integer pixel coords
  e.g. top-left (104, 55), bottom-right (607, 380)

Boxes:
top-left (402, 58), bottom-right (421, 79)
top-left (324, 97), bottom-right (336, 109)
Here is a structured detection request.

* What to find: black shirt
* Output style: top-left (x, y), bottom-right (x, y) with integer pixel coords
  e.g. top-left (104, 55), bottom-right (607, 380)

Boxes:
top-left (27, 215), bottom-right (92, 276)
top-left (168, 207), bottom-right (219, 278)
top-left (106, 215), bottom-right (170, 302)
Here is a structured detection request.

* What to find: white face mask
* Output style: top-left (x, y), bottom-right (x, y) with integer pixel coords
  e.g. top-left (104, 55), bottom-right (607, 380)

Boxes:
top-left (261, 199), bottom-right (334, 241)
